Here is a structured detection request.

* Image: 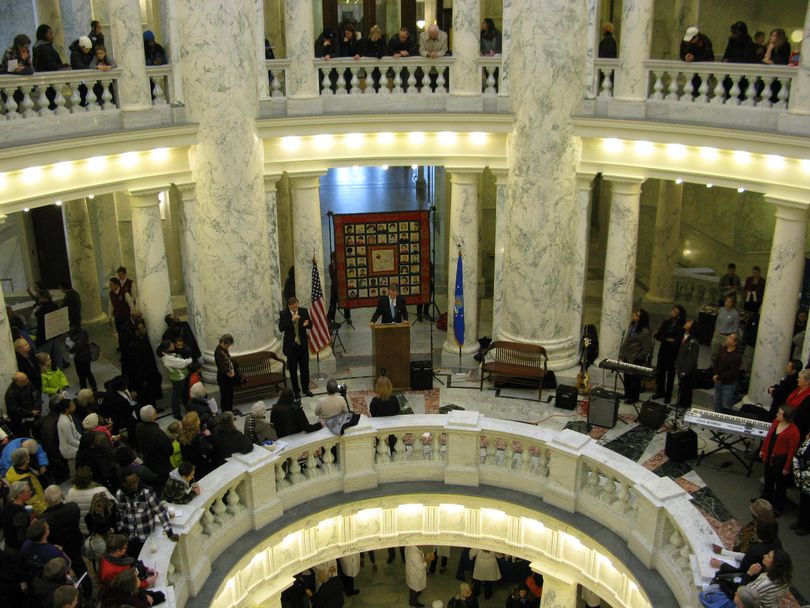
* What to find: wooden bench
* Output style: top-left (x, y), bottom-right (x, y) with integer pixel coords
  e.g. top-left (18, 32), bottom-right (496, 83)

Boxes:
top-left (232, 351), bottom-right (287, 398)
top-left (479, 341), bottom-right (548, 400)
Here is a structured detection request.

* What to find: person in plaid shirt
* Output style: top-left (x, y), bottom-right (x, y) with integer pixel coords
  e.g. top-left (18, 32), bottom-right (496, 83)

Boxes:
top-left (115, 468), bottom-right (178, 557)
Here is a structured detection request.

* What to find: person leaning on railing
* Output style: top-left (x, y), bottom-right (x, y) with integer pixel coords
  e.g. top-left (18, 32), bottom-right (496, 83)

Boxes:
top-left (1, 33), bottom-right (34, 75)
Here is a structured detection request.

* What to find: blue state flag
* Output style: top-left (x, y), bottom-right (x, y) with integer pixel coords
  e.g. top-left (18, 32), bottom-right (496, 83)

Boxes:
top-left (453, 251), bottom-right (465, 346)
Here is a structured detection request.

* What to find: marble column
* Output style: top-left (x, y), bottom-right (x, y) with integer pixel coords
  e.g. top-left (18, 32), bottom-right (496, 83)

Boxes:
top-left (160, 190), bottom-right (185, 296)
top-left (599, 177), bottom-right (644, 362)
top-left (582, 0), bottom-right (599, 99)
top-left (538, 572), bottom-right (578, 608)
top-left (498, 0), bottom-right (587, 369)
top-left (35, 0), bottom-right (67, 59)
top-left (0, 215), bottom-right (18, 393)
top-left (178, 0), bottom-right (282, 360)
top-left (442, 171), bottom-right (480, 362)
top-left (491, 169), bottom-right (508, 340)
top-left (749, 200), bottom-right (809, 404)
top-left (451, 0), bottom-right (481, 95)
top-left (788, 2), bottom-right (810, 115)
top-left (613, 0), bottom-right (654, 102)
top-left (62, 198), bottom-right (104, 324)
top-left (263, 174), bottom-right (284, 353)
top-left (58, 0), bottom-right (92, 48)
top-left (158, 0), bottom-right (185, 103)
top-left (284, 0), bottom-right (318, 100)
top-left (498, 0), bottom-right (512, 101)
top-left (128, 191), bottom-right (174, 351)
top-left (175, 184), bottom-right (206, 351)
top-left (573, 174), bottom-right (595, 336)
top-left (114, 192), bottom-right (136, 275)
top-left (254, 0), bottom-right (270, 98)
top-left (88, 194), bottom-right (122, 294)
top-left (109, 0), bottom-right (152, 112)
top-left (644, 181), bottom-right (683, 304)
top-left (277, 174), bottom-right (295, 287)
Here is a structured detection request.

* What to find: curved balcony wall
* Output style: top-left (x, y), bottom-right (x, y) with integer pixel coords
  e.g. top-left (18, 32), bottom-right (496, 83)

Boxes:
top-left (144, 413), bottom-right (719, 608)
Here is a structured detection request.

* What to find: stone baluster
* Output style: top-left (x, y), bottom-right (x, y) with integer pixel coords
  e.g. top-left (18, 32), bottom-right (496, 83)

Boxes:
top-left (484, 68), bottom-right (496, 95)
top-left (275, 461), bottom-right (289, 489)
top-left (349, 69), bottom-right (360, 94)
top-left (711, 76), bottom-right (725, 104)
top-left (598, 70), bottom-right (613, 98)
top-left (375, 435), bottom-right (390, 464)
top-left (436, 69), bottom-right (447, 94)
top-left (651, 72), bottom-right (664, 100)
top-left (599, 474), bottom-right (618, 504)
top-left (271, 73), bottom-right (283, 97)
top-left (83, 80), bottom-right (99, 112)
top-left (697, 76), bottom-right (709, 103)
top-left (407, 68), bottom-right (417, 93)
top-left (2, 87), bottom-right (17, 117)
top-left (67, 82), bottom-right (81, 112)
top-left (394, 435), bottom-right (407, 462)
top-left (289, 455), bottom-right (304, 484)
top-left (776, 77), bottom-right (790, 109)
top-left (740, 75), bottom-right (756, 107)
top-left (102, 79), bottom-right (115, 108)
top-left (335, 68), bottom-right (347, 95)
top-left (665, 72), bottom-right (680, 100)
top-left (432, 434), bottom-right (443, 462)
top-left (503, 441), bottom-right (514, 469)
top-left (412, 433), bottom-right (424, 461)
top-left (484, 438), bottom-right (497, 465)
top-left (393, 68), bottom-right (403, 94)
top-left (200, 509), bottom-right (214, 536)
top-left (53, 84), bottom-right (68, 114)
top-left (322, 443), bottom-right (336, 473)
top-left (152, 77), bottom-right (167, 105)
top-left (305, 450), bottom-right (319, 479)
top-left (614, 481), bottom-right (633, 515)
top-left (211, 495), bottom-right (228, 524)
top-left (681, 74), bottom-right (694, 100)
top-left (225, 486), bottom-right (244, 514)
top-left (320, 70), bottom-right (332, 95)
top-left (36, 86), bottom-right (49, 116)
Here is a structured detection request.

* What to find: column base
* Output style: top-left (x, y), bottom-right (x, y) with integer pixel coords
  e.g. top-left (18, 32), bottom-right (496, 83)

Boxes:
top-left (441, 341), bottom-right (479, 370)
top-left (492, 330), bottom-right (580, 371)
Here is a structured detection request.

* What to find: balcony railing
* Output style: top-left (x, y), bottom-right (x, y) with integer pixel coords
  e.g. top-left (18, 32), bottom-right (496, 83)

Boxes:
top-left (150, 413), bottom-right (718, 608)
top-left (146, 65), bottom-right (175, 106)
top-left (0, 68), bottom-right (121, 119)
top-left (313, 57), bottom-right (456, 96)
top-left (264, 59), bottom-right (291, 98)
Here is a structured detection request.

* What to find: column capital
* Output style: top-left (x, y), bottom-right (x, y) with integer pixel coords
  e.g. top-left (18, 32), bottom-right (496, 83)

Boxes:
top-left (603, 175), bottom-right (645, 195)
top-left (576, 172), bottom-right (597, 191)
top-left (263, 173), bottom-right (284, 188)
top-left (173, 183), bottom-right (197, 202)
top-left (289, 171), bottom-right (327, 189)
top-left (448, 170), bottom-right (481, 185)
top-left (764, 195), bottom-right (810, 217)
top-left (490, 168), bottom-right (509, 185)
top-left (128, 188), bottom-right (164, 207)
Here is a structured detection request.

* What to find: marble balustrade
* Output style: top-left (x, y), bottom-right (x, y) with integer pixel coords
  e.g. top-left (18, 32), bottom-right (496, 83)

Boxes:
top-left (645, 60), bottom-right (794, 108)
top-left (264, 59), bottom-right (291, 98)
top-left (594, 58), bottom-right (619, 99)
top-left (0, 68), bottom-right (121, 119)
top-left (313, 57), bottom-right (455, 96)
top-left (476, 56), bottom-right (502, 95)
top-left (146, 65), bottom-right (174, 106)
top-left (150, 413), bottom-right (719, 608)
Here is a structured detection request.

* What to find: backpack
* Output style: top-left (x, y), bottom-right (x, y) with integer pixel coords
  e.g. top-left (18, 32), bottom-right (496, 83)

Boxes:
top-left (698, 590), bottom-right (735, 608)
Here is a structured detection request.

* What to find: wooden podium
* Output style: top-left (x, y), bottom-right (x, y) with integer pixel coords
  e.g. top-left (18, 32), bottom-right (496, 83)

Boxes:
top-left (371, 322), bottom-right (411, 390)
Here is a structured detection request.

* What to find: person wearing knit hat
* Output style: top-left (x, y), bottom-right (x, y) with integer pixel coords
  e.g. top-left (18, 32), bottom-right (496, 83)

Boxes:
top-left (143, 30), bottom-right (167, 66)
top-left (82, 413), bottom-right (99, 431)
top-left (69, 34), bottom-right (94, 69)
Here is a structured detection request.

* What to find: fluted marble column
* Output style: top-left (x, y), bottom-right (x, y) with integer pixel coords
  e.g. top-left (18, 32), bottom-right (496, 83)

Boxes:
top-left (263, 174), bottom-right (283, 353)
top-left (498, 0), bottom-right (587, 369)
top-left (276, 174), bottom-right (295, 286)
top-left (451, 0), bottom-right (481, 95)
top-left (0, 215), bottom-right (18, 392)
top-left (62, 198), bottom-right (104, 323)
top-left (573, 174), bottom-right (595, 336)
top-left (788, 3), bottom-right (810, 115)
top-left (88, 194), bottom-right (122, 290)
top-left (158, 0), bottom-right (184, 103)
top-left (644, 181), bottom-right (683, 304)
top-left (35, 0), bottom-right (66, 59)
top-left (284, 0), bottom-right (318, 100)
top-left (178, 0), bottom-right (281, 361)
top-left (109, 0), bottom-right (152, 112)
top-left (129, 191), bottom-right (173, 350)
top-left (749, 200), bottom-right (809, 403)
top-left (613, 0), bottom-right (654, 102)
top-left (599, 177), bottom-right (644, 361)
top-left (175, 184), bottom-right (206, 350)
top-left (442, 171), bottom-right (480, 362)
top-left (538, 572), bottom-right (578, 608)
top-left (114, 192), bottom-right (136, 275)
top-left (491, 169), bottom-right (508, 339)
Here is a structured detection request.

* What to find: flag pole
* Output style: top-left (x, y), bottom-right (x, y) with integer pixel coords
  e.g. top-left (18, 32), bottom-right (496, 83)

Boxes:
top-left (453, 246), bottom-right (466, 376)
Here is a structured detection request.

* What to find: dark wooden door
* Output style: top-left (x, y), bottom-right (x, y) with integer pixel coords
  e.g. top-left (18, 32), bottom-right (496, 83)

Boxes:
top-left (31, 205), bottom-right (70, 289)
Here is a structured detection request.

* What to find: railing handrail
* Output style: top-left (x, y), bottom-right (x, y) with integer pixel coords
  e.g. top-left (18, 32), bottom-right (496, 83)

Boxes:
top-left (0, 67), bottom-right (123, 88)
top-left (594, 58), bottom-right (620, 68)
top-left (644, 59), bottom-right (796, 78)
top-left (158, 412), bottom-right (715, 608)
top-left (145, 64), bottom-right (173, 77)
top-left (475, 55), bottom-right (503, 67)
top-left (265, 58), bottom-right (291, 69)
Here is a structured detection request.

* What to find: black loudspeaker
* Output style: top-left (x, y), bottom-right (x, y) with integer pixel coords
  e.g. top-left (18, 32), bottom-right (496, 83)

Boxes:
top-left (555, 385), bottom-right (578, 410)
top-left (665, 429), bottom-right (698, 462)
top-left (587, 388), bottom-right (619, 428)
top-left (410, 360), bottom-right (433, 390)
top-left (638, 400), bottom-right (667, 429)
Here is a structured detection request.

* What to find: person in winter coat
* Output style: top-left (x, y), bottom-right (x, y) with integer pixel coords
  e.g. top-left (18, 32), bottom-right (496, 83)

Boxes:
top-left (161, 461), bottom-right (201, 505)
top-left (405, 545), bottom-right (434, 607)
top-left (338, 553), bottom-right (360, 596)
top-left (448, 582), bottom-right (479, 608)
top-left (759, 405), bottom-right (800, 515)
top-left (211, 411), bottom-right (253, 463)
top-left (135, 405), bottom-right (174, 489)
top-left (32, 24), bottom-right (68, 72)
top-left (66, 323), bottom-right (96, 391)
top-left (56, 399), bottom-right (81, 476)
top-left (468, 548), bottom-right (502, 599)
top-left (68, 35), bottom-right (93, 69)
top-left (653, 305), bottom-right (685, 404)
top-left (791, 434), bottom-right (810, 535)
top-left (245, 401), bottom-right (277, 444)
top-left (1, 33), bottom-right (34, 74)
top-left (157, 339), bottom-right (192, 420)
top-left (620, 309), bottom-right (653, 404)
top-left (178, 411), bottom-right (216, 479)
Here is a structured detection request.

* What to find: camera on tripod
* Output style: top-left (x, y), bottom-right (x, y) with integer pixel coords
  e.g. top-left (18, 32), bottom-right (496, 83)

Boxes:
top-left (336, 383), bottom-right (348, 396)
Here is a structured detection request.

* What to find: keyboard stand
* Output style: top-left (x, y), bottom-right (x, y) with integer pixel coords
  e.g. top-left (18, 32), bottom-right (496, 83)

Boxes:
top-left (696, 430), bottom-right (757, 477)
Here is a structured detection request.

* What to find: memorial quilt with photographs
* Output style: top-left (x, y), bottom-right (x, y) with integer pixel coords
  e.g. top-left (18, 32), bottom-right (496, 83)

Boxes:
top-left (334, 210), bottom-right (431, 309)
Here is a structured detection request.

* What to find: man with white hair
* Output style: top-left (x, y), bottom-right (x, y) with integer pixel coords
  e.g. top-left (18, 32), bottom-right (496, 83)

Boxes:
top-left (41, 485), bottom-right (83, 572)
top-left (135, 404), bottom-right (173, 489)
top-left (1, 480), bottom-right (35, 554)
top-left (0, 436), bottom-right (48, 478)
top-left (419, 24), bottom-right (448, 59)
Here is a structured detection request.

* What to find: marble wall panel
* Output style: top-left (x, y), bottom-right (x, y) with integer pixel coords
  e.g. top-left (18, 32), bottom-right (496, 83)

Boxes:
top-left (0, 214), bottom-right (31, 296)
top-left (63, 198), bottom-right (104, 322)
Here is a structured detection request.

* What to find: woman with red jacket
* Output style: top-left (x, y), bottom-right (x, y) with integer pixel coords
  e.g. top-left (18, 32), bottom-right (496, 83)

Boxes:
top-left (784, 368), bottom-right (810, 440)
top-left (759, 405), bottom-right (800, 515)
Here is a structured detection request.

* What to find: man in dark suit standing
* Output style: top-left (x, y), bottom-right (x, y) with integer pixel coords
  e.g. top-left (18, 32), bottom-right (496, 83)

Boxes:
top-left (674, 319), bottom-right (700, 410)
top-left (369, 283), bottom-right (409, 325)
top-left (279, 297), bottom-right (313, 397)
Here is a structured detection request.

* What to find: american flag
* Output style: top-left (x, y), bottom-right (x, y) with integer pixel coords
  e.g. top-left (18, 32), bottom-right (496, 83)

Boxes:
top-left (309, 259), bottom-right (331, 353)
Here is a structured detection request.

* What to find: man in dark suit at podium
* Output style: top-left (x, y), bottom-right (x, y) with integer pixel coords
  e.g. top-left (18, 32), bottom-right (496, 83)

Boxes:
top-left (369, 283), bottom-right (409, 325)
top-left (278, 297), bottom-right (313, 397)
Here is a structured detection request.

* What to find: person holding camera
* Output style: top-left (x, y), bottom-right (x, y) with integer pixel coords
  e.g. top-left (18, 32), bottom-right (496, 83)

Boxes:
top-left (315, 380), bottom-right (360, 435)
top-left (279, 297), bottom-right (313, 398)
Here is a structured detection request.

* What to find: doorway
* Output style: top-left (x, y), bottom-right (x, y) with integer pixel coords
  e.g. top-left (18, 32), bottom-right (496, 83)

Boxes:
top-left (30, 205), bottom-right (71, 289)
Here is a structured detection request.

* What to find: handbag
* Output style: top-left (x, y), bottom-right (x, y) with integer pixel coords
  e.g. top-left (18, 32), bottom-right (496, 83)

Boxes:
top-left (89, 342), bottom-right (101, 361)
